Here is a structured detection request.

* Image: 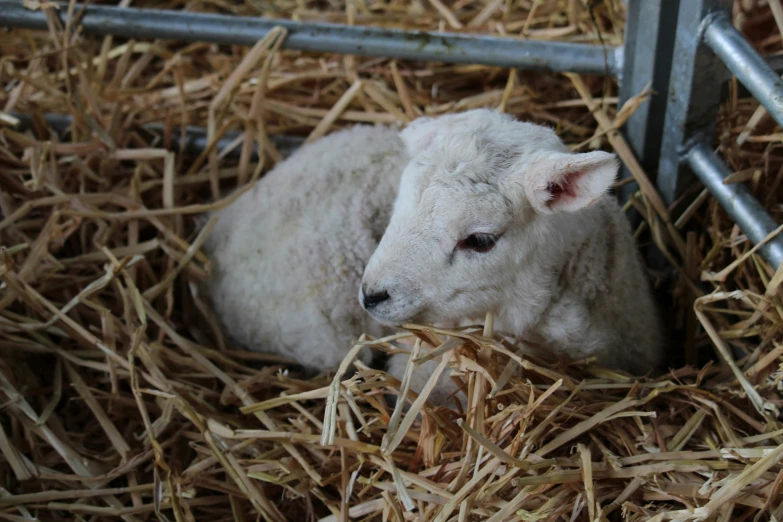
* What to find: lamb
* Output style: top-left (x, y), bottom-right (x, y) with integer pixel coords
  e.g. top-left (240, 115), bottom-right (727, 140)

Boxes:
top-left (202, 108), bottom-right (663, 406)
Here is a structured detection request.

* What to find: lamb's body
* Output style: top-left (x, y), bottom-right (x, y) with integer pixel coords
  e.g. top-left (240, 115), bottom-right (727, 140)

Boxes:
top-left (495, 196), bottom-right (661, 374)
top-left (204, 111), bottom-right (662, 398)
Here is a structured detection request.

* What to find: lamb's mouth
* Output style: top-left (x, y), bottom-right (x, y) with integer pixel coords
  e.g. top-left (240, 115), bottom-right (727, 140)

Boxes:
top-left (364, 306), bottom-right (427, 328)
top-left (365, 303), bottom-right (429, 327)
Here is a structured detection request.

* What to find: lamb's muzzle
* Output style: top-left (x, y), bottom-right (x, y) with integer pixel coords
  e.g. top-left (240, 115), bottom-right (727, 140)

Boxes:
top-left (360, 286), bottom-right (390, 309)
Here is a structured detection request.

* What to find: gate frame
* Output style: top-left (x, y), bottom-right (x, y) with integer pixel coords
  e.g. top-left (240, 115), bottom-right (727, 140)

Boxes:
top-left (1, 0), bottom-right (781, 268)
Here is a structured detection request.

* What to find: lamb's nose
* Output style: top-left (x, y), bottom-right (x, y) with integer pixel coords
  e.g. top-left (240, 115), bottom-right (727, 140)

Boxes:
top-left (362, 287), bottom-right (390, 309)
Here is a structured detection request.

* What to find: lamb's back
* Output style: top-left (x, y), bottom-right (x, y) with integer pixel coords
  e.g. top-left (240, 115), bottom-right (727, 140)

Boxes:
top-left (204, 124), bottom-right (406, 369)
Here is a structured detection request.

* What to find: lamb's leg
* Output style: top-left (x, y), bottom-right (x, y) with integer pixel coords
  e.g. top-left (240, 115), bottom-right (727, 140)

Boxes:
top-left (537, 296), bottom-right (614, 366)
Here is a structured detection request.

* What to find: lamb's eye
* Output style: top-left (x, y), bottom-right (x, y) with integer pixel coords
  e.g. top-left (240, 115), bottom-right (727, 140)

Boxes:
top-left (458, 233), bottom-right (499, 253)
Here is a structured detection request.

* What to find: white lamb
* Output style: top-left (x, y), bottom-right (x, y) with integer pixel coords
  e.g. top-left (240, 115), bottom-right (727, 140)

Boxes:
top-left (202, 108), bottom-right (663, 405)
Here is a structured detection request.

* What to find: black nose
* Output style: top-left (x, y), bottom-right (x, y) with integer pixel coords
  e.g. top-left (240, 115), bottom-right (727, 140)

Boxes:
top-left (363, 287), bottom-right (390, 309)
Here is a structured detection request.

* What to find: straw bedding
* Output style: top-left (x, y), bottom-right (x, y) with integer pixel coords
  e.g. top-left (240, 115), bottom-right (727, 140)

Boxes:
top-left (1, 0), bottom-right (782, 520)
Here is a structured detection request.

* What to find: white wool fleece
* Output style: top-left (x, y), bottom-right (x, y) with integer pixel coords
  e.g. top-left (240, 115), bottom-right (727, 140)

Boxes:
top-left (202, 124), bottom-right (402, 370)
top-left (202, 109), bottom-right (663, 405)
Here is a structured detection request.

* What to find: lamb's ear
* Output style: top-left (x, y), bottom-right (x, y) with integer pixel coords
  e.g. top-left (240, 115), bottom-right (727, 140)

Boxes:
top-left (399, 114), bottom-right (465, 157)
top-left (524, 150), bottom-right (618, 214)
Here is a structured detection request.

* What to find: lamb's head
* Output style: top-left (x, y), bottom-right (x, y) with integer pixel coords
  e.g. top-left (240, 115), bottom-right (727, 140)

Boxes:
top-left (360, 108), bottom-right (619, 327)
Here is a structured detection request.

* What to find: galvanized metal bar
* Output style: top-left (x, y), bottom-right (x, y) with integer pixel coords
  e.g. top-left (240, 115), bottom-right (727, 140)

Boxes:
top-left (140, 122), bottom-right (304, 159)
top-left (657, 0), bottom-right (732, 206)
top-left (12, 113), bottom-right (305, 159)
top-left (685, 142), bottom-right (783, 269)
top-left (705, 13), bottom-right (783, 130)
top-left (616, 0), bottom-right (679, 205)
top-left (0, 1), bottom-right (618, 76)
top-left (724, 53), bottom-right (783, 83)
top-left (722, 55), bottom-right (783, 104)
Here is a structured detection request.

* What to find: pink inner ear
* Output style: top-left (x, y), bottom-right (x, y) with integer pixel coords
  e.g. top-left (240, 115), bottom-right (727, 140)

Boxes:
top-left (545, 170), bottom-right (582, 207)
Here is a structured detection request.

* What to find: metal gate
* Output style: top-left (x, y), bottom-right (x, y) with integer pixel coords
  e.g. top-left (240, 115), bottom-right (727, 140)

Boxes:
top-left (1, 0), bottom-right (781, 268)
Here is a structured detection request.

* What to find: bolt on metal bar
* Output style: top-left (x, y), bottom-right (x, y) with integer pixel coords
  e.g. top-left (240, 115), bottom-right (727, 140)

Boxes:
top-left (704, 13), bottom-right (783, 130)
top-left (685, 142), bottom-right (783, 269)
top-left (617, 0), bottom-right (679, 206)
top-left (658, 0), bottom-right (732, 206)
top-left (0, 1), bottom-right (618, 76)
